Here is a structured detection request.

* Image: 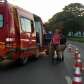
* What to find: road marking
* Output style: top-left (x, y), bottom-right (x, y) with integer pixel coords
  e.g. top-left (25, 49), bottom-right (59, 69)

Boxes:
top-left (65, 76), bottom-right (72, 84)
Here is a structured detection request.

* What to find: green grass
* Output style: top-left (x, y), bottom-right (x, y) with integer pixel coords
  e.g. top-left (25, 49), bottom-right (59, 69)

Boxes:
top-left (69, 37), bottom-right (84, 43)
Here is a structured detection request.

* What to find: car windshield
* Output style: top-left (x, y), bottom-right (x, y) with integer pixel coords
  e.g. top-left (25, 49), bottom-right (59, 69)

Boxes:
top-left (0, 14), bottom-right (3, 28)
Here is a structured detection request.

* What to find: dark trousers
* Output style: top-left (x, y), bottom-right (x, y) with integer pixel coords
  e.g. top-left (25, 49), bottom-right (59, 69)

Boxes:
top-left (49, 44), bottom-right (60, 58)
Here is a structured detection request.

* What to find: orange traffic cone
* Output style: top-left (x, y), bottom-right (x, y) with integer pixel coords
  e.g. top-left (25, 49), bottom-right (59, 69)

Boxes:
top-left (74, 48), bottom-right (80, 57)
top-left (74, 67), bottom-right (81, 77)
top-left (75, 48), bottom-right (79, 52)
top-left (74, 59), bottom-right (82, 70)
top-left (72, 76), bottom-right (82, 84)
top-left (71, 48), bottom-right (75, 56)
top-left (72, 67), bottom-right (82, 84)
top-left (75, 53), bottom-right (81, 60)
top-left (68, 44), bottom-right (72, 52)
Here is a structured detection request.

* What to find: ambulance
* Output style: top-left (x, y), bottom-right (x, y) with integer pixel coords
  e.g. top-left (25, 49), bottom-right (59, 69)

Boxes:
top-left (0, 0), bottom-right (46, 65)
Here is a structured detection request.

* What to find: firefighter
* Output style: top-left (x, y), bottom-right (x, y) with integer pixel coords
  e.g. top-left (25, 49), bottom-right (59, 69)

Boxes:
top-left (44, 31), bottom-right (52, 46)
top-left (59, 32), bottom-right (67, 61)
top-left (49, 29), bottom-right (61, 63)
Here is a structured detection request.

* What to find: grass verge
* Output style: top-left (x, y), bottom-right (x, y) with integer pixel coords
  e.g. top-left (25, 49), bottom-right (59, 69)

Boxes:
top-left (69, 37), bottom-right (84, 43)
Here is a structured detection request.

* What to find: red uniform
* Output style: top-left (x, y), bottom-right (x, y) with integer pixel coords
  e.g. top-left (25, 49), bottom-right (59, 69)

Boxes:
top-left (52, 34), bottom-right (60, 45)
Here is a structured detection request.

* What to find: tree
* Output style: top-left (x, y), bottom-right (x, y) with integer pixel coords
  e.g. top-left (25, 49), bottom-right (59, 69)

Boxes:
top-left (45, 3), bottom-right (84, 36)
top-left (63, 3), bottom-right (84, 16)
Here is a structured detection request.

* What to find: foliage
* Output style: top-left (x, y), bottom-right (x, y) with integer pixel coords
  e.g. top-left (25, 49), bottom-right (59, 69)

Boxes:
top-left (45, 3), bottom-right (84, 35)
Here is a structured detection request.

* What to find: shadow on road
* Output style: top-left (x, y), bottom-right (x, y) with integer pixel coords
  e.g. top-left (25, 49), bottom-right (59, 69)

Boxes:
top-left (0, 58), bottom-right (38, 71)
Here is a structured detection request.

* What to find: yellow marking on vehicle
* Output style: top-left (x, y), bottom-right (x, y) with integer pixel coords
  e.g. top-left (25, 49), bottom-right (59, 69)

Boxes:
top-left (0, 42), bottom-right (5, 49)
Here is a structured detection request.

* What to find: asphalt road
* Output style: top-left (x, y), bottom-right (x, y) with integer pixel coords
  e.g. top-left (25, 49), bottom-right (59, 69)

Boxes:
top-left (0, 41), bottom-right (84, 84)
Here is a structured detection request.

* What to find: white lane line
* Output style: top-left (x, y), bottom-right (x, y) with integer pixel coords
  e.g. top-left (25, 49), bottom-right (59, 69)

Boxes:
top-left (65, 76), bottom-right (72, 84)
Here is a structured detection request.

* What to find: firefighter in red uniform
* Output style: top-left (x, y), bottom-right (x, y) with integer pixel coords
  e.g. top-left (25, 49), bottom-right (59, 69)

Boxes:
top-left (49, 29), bottom-right (61, 63)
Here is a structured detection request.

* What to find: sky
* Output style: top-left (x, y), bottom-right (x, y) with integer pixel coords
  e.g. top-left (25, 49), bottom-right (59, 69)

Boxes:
top-left (8, 0), bottom-right (84, 22)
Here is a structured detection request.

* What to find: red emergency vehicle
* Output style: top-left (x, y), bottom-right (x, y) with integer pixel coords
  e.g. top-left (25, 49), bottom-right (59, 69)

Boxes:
top-left (0, 0), bottom-right (46, 65)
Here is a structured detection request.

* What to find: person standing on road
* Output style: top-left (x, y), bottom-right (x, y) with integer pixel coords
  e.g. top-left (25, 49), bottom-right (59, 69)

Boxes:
top-left (44, 31), bottom-right (52, 46)
top-left (59, 32), bottom-right (67, 61)
top-left (50, 29), bottom-right (61, 63)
